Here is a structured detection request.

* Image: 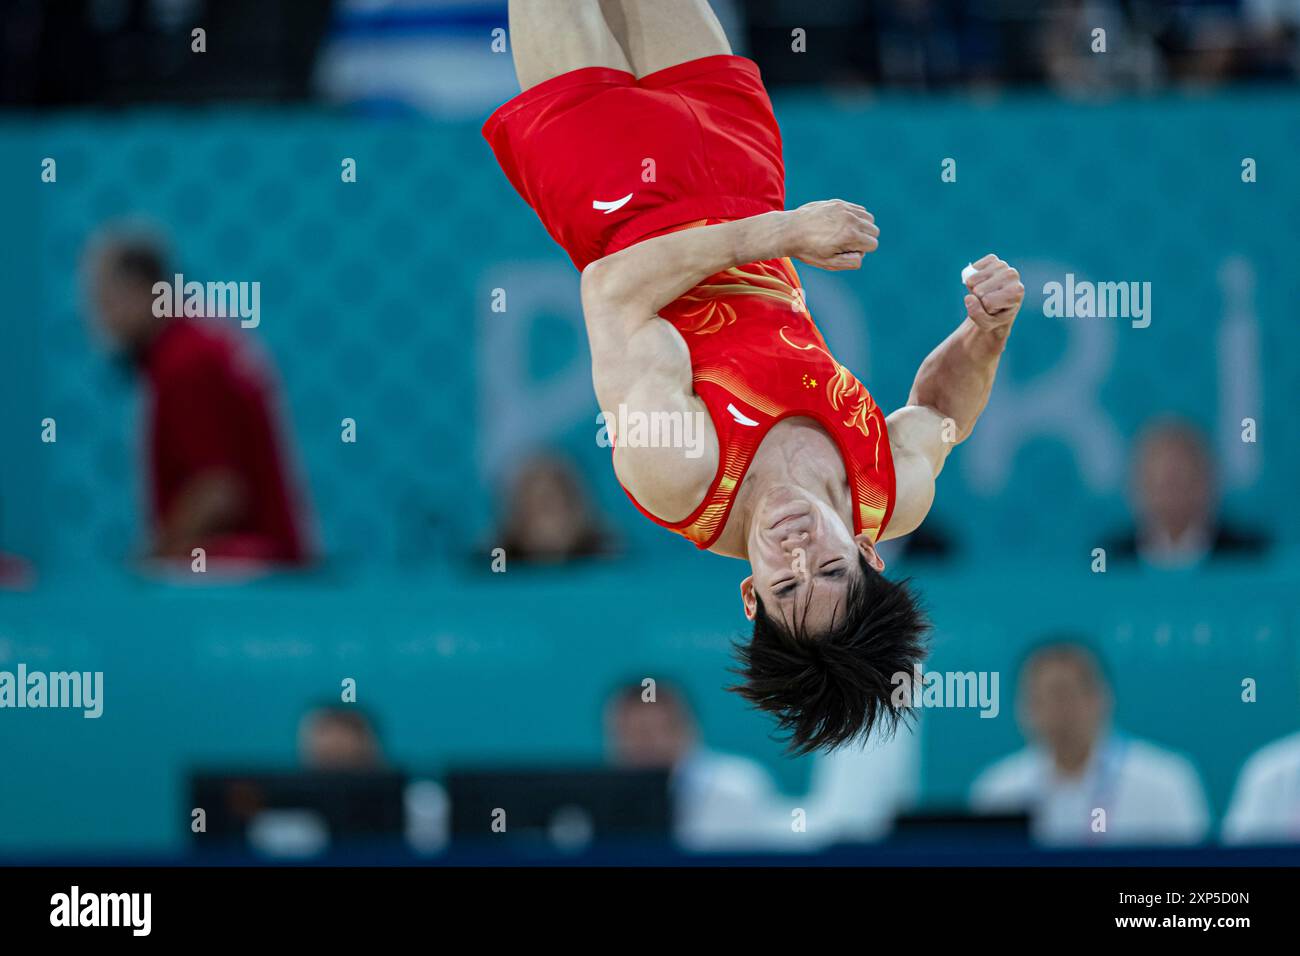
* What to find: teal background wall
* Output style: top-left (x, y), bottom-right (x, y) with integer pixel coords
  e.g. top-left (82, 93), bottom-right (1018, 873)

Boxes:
top-left (1, 93), bottom-right (1297, 852)
top-left (0, 566), bottom-right (1295, 853)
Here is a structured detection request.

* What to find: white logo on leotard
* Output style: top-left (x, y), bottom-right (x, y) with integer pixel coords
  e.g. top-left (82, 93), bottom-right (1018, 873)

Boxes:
top-left (592, 192), bottom-right (634, 214)
top-left (727, 403), bottom-right (759, 427)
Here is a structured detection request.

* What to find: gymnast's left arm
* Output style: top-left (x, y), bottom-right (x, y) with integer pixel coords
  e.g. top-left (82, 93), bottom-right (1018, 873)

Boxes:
top-left (879, 254), bottom-right (1024, 540)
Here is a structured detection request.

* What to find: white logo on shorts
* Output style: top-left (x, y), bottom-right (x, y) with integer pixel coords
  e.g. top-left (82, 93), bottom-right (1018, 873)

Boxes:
top-left (592, 192), bottom-right (634, 214)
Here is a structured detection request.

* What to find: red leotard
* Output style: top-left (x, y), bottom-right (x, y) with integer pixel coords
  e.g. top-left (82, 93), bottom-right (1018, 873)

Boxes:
top-left (484, 55), bottom-right (894, 547)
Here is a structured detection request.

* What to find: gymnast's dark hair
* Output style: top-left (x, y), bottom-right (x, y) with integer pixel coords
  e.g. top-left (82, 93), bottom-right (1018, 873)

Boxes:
top-left (730, 555), bottom-right (929, 755)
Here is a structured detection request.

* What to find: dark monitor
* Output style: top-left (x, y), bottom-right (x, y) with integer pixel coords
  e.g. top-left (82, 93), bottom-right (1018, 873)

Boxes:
top-left (891, 809), bottom-right (1032, 843)
top-left (189, 770), bottom-right (407, 855)
top-left (446, 766), bottom-right (671, 850)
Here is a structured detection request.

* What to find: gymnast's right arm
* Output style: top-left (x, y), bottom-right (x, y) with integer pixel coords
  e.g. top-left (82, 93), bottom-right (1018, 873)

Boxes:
top-left (880, 254), bottom-right (1025, 541)
top-left (580, 200), bottom-right (878, 414)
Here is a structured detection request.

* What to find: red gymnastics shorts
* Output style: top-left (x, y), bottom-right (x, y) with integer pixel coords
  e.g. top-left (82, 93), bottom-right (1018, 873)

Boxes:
top-left (483, 54), bottom-right (786, 271)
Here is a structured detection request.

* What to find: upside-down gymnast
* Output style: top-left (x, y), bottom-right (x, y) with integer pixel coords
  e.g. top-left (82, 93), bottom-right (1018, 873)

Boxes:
top-left (483, 0), bottom-right (1025, 752)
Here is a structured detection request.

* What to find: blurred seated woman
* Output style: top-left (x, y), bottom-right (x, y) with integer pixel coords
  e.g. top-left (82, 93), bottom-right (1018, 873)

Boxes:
top-left (495, 452), bottom-right (616, 565)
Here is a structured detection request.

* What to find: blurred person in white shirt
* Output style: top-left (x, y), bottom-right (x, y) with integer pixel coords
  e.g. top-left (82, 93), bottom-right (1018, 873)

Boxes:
top-left (604, 680), bottom-right (795, 851)
top-left (970, 640), bottom-right (1210, 846)
top-left (802, 721), bottom-right (921, 843)
top-left (1222, 731), bottom-right (1300, 844)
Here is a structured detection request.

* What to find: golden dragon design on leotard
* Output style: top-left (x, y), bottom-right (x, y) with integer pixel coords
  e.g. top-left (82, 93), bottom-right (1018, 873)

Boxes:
top-left (670, 259), bottom-right (802, 334)
top-left (778, 326), bottom-right (884, 469)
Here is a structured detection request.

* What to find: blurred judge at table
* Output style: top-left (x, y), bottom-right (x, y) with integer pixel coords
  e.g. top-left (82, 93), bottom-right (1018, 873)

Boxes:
top-left (604, 680), bottom-right (795, 851)
top-left (971, 640), bottom-right (1210, 846)
top-left (1222, 730), bottom-right (1300, 844)
top-left (1105, 418), bottom-right (1269, 569)
top-left (298, 704), bottom-right (449, 854)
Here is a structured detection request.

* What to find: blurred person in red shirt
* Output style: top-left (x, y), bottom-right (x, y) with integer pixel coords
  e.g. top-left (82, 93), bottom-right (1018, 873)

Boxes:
top-left (82, 228), bottom-right (313, 568)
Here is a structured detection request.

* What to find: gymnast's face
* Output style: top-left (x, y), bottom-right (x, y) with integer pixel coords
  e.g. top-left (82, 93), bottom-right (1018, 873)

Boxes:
top-left (740, 486), bottom-right (884, 635)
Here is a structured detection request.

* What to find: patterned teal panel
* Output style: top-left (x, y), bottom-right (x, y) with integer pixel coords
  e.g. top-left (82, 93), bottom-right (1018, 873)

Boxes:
top-left (2, 95), bottom-right (1296, 572)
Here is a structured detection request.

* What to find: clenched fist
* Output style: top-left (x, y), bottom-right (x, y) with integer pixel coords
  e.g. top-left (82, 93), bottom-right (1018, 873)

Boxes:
top-left (963, 254), bottom-right (1024, 332)
top-left (785, 199), bottom-right (879, 271)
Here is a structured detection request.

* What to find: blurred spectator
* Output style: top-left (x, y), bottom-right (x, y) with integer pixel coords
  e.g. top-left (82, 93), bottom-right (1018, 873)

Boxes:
top-left (1, 0), bottom-right (333, 106)
top-left (297, 704), bottom-right (449, 852)
top-left (1239, 0), bottom-right (1300, 78)
top-left (495, 451), bottom-right (614, 565)
top-left (1105, 419), bottom-right (1269, 569)
top-left (298, 704), bottom-right (384, 770)
top-left (971, 640), bottom-right (1210, 846)
top-left (5, 0), bottom-right (1294, 108)
top-left (876, 0), bottom-right (961, 89)
top-left (604, 681), bottom-right (792, 851)
top-left (803, 721), bottom-right (922, 842)
top-left (0, 540), bottom-right (33, 589)
top-left (314, 1), bottom-right (747, 117)
top-left (1039, 0), bottom-right (1164, 95)
top-left (876, 0), bottom-right (1003, 90)
top-left (1166, 7), bottom-right (1244, 87)
top-left (314, 0), bottom-right (517, 117)
top-left (1222, 730), bottom-right (1300, 844)
top-left (82, 226), bottom-right (313, 569)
